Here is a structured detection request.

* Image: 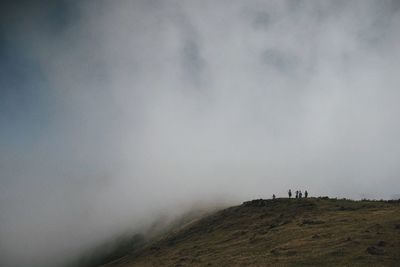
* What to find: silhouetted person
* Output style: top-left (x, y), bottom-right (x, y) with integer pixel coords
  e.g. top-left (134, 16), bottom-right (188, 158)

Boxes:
top-left (273, 194), bottom-right (276, 200)
top-left (305, 190), bottom-right (308, 198)
top-left (288, 189), bottom-right (292, 198)
top-left (295, 190), bottom-right (299, 198)
top-left (299, 191), bottom-right (302, 198)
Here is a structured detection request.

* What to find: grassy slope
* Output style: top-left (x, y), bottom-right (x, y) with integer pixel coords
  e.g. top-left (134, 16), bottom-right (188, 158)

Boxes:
top-left (102, 198), bottom-right (400, 266)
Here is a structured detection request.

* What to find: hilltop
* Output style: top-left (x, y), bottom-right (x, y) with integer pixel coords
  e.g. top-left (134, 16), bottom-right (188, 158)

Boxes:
top-left (100, 198), bottom-right (400, 266)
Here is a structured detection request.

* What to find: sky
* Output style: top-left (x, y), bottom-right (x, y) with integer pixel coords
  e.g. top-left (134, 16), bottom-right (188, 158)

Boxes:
top-left (1, 0), bottom-right (400, 266)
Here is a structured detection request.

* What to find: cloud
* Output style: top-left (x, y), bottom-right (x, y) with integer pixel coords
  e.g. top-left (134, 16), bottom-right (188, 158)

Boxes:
top-left (1, 1), bottom-right (400, 266)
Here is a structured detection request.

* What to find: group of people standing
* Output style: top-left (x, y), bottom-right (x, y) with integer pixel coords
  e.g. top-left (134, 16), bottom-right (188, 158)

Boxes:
top-left (272, 189), bottom-right (309, 199)
top-left (288, 189), bottom-right (308, 199)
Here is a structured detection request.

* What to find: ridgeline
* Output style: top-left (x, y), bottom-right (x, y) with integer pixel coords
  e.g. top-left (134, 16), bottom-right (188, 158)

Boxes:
top-left (99, 197), bottom-right (400, 266)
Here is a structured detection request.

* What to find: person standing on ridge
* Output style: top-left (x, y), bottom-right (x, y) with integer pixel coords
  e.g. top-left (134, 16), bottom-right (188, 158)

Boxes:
top-left (295, 190), bottom-right (299, 198)
top-left (305, 190), bottom-right (308, 198)
top-left (273, 194), bottom-right (276, 200)
top-left (288, 189), bottom-right (292, 198)
top-left (299, 191), bottom-right (303, 198)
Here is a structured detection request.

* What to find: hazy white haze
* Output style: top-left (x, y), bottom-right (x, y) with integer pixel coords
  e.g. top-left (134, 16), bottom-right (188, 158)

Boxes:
top-left (1, 0), bottom-right (400, 266)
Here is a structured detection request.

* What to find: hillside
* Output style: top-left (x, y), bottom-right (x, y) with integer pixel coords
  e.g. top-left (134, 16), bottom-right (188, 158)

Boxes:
top-left (101, 198), bottom-right (400, 266)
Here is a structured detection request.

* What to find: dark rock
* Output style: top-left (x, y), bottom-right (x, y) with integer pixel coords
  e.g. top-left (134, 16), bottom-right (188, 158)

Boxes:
top-left (270, 249), bottom-right (280, 255)
top-left (269, 224), bottom-right (277, 229)
top-left (366, 246), bottom-right (384, 255)
top-left (377, 241), bottom-right (387, 247)
top-left (286, 250), bottom-right (297, 256)
top-left (301, 219), bottom-right (325, 225)
top-left (243, 199), bottom-right (270, 207)
top-left (338, 206), bottom-right (355, 211)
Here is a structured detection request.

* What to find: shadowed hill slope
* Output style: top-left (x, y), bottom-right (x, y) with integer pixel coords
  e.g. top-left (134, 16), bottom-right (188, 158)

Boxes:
top-left (102, 198), bottom-right (400, 266)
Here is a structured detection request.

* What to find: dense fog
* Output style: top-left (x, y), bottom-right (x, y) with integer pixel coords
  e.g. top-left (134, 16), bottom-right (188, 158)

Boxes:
top-left (1, 1), bottom-right (400, 266)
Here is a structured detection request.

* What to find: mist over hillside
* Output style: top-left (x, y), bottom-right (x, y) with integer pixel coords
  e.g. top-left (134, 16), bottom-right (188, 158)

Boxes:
top-left (1, 1), bottom-right (400, 266)
top-left (100, 198), bottom-right (400, 266)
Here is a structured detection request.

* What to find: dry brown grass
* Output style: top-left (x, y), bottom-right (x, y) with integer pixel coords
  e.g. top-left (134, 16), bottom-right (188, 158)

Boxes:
top-left (102, 198), bottom-right (400, 267)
